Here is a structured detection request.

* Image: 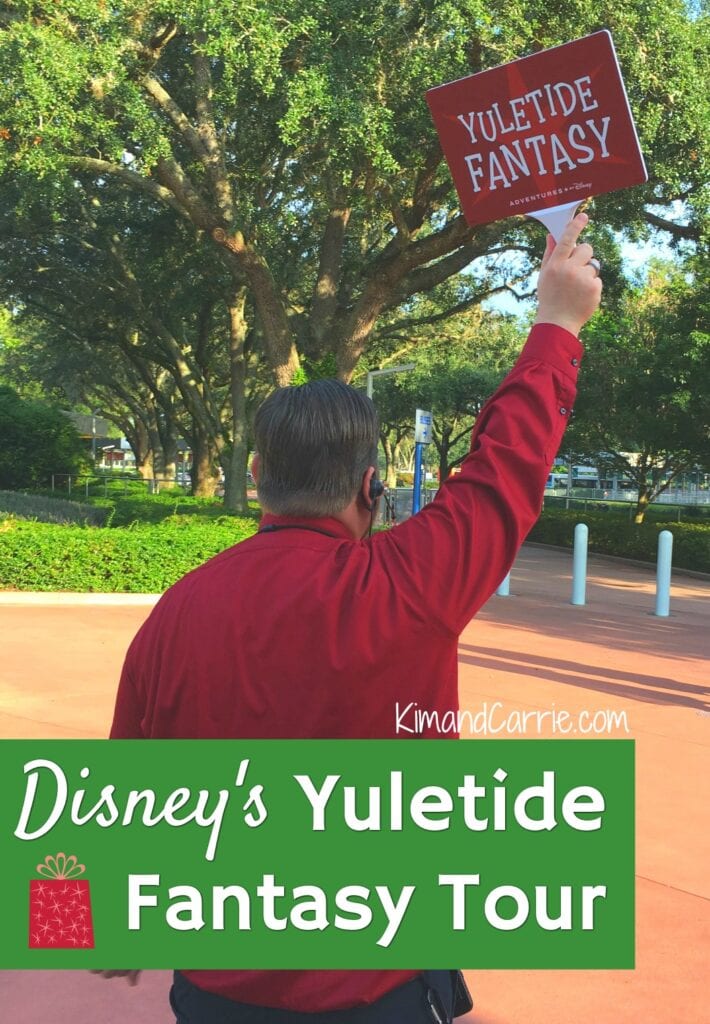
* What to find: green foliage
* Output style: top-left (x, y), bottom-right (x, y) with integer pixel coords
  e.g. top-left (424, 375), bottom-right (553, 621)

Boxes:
top-left (0, 0), bottom-right (707, 511)
top-left (0, 489), bottom-right (110, 525)
top-left (0, 385), bottom-right (88, 488)
top-left (529, 510), bottom-right (710, 573)
top-left (543, 495), bottom-right (710, 522)
top-left (30, 484), bottom-right (260, 526)
top-left (371, 310), bottom-right (522, 478)
top-left (565, 260), bottom-right (710, 519)
top-left (0, 515), bottom-right (259, 592)
top-left (0, 0), bottom-right (706, 387)
top-left (90, 491), bottom-right (258, 527)
top-left (1, 0), bottom-right (705, 223)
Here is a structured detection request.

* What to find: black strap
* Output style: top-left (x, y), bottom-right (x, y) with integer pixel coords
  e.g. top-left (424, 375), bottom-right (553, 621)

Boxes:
top-left (258, 524), bottom-right (340, 539)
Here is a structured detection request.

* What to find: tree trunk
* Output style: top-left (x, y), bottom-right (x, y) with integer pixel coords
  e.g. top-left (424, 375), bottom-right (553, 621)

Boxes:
top-left (150, 409), bottom-right (179, 484)
top-left (222, 290), bottom-right (249, 513)
top-left (127, 419), bottom-right (153, 479)
top-left (212, 229), bottom-right (300, 386)
top-left (381, 434), bottom-right (395, 490)
top-left (161, 431), bottom-right (179, 483)
top-left (634, 488), bottom-right (650, 524)
top-left (190, 425), bottom-right (219, 497)
top-left (436, 430), bottom-right (452, 483)
top-left (147, 422), bottom-right (167, 480)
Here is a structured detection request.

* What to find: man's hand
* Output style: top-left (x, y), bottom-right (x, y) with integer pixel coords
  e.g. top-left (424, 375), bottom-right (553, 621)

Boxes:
top-left (534, 212), bottom-right (602, 337)
top-left (89, 970), bottom-right (141, 986)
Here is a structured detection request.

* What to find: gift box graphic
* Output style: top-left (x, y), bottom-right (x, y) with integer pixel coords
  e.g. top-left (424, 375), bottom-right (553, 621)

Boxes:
top-left (29, 853), bottom-right (95, 949)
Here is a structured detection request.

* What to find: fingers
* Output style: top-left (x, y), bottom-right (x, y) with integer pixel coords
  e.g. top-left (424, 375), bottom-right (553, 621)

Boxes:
top-left (534, 211), bottom-right (602, 335)
top-left (569, 241), bottom-right (594, 266)
top-left (550, 211), bottom-right (589, 261)
top-left (540, 233), bottom-right (556, 268)
top-left (90, 970), bottom-right (142, 985)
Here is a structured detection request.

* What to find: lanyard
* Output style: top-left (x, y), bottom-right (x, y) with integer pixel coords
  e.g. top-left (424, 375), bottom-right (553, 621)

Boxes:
top-left (258, 524), bottom-right (340, 539)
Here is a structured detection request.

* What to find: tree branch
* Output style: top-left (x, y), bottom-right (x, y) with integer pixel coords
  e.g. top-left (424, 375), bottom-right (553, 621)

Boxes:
top-left (64, 157), bottom-right (192, 221)
top-left (310, 205), bottom-right (351, 353)
top-left (396, 234), bottom-right (502, 301)
top-left (141, 74), bottom-right (210, 165)
top-left (193, 39), bottom-right (235, 225)
top-left (407, 146), bottom-right (444, 232)
top-left (643, 210), bottom-right (698, 241)
top-left (376, 298), bottom-right (484, 338)
top-left (154, 156), bottom-right (218, 230)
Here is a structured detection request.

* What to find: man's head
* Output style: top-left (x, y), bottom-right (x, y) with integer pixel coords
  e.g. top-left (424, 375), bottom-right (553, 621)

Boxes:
top-left (253, 379), bottom-right (379, 518)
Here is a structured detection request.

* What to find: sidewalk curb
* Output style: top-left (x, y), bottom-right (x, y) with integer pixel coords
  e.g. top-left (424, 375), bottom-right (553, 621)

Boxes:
top-left (524, 542), bottom-right (710, 582)
top-left (0, 592), bottom-right (161, 606)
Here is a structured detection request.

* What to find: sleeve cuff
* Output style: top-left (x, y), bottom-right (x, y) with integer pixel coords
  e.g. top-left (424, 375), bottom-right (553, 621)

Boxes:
top-left (514, 323), bottom-right (584, 384)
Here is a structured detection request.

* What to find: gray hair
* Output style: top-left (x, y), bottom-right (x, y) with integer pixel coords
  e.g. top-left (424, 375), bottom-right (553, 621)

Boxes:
top-left (254, 379), bottom-right (379, 517)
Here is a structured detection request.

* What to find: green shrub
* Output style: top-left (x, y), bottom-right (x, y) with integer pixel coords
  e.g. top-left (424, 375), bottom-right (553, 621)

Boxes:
top-left (28, 487), bottom-right (255, 527)
top-left (0, 387), bottom-right (88, 489)
top-left (0, 490), bottom-right (111, 526)
top-left (0, 515), bottom-right (259, 592)
top-left (90, 492), bottom-right (227, 527)
top-left (529, 511), bottom-right (710, 573)
top-left (542, 495), bottom-right (710, 522)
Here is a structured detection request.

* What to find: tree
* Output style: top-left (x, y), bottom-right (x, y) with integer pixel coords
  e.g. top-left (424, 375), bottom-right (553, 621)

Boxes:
top-left (564, 262), bottom-right (710, 522)
top-left (0, 385), bottom-right (88, 489)
top-left (370, 305), bottom-right (523, 481)
top-left (0, 180), bottom-right (260, 505)
top-left (0, 0), bottom-right (705, 392)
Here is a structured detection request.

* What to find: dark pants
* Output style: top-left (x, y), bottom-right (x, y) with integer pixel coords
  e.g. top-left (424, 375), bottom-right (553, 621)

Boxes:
top-left (170, 971), bottom-right (455, 1023)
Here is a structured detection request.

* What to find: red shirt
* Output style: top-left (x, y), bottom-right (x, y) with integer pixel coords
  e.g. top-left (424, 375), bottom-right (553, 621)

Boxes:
top-left (110, 323), bottom-right (581, 1011)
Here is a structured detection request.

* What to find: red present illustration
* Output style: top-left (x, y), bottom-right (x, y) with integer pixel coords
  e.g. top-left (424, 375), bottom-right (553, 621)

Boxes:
top-left (29, 853), bottom-right (95, 949)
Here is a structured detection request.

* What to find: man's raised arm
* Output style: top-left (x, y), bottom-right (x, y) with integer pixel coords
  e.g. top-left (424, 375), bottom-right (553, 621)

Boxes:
top-left (374, 212), bottom-right (602, 635)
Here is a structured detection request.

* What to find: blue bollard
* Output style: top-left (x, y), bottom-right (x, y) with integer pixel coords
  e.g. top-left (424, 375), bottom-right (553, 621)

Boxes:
top-left (496, 572), bottom-right (511, 597)
top-left (412, 442), bottom-right (424, 515)
top-left (571, 523), bottom-right (588, 606)
top-left (655, 530), bottom-right (673, 617)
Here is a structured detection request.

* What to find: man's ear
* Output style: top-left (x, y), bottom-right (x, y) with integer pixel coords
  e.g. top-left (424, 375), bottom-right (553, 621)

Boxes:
top-left (360, 466), bottom-right (377, 510)
top-left (251, 453), bottom-right (260, 485)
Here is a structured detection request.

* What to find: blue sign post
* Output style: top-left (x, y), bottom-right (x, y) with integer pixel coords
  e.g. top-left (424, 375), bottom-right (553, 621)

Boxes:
top-left (412, 443), bottom-right (424, 515)
top-left (413, 409), bottom-right (433, 515)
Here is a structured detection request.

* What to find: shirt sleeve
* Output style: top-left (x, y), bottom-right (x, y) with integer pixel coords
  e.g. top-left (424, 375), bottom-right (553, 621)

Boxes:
top-left (371, 322), bottom-right (583, 636)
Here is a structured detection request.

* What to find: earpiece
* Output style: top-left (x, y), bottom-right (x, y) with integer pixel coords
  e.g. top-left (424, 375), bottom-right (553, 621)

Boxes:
top-left (368, 478), bottom-right (384, 503)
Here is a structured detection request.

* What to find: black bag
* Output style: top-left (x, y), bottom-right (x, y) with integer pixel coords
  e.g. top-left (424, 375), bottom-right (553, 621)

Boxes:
top-left (452, 971), bottom-right (474, 1017)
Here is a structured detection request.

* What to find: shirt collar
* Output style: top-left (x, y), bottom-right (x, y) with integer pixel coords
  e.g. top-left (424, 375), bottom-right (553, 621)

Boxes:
top-left (258, 513), bottom-right (356, 541)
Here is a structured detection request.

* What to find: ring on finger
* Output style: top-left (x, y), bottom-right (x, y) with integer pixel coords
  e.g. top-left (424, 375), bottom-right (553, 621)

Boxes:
top-left (589, 257), bottom-right (601, 274)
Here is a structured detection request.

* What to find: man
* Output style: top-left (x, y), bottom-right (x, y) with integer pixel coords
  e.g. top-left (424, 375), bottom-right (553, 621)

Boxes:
top-left (107, 213), bottom-right (602, 1021)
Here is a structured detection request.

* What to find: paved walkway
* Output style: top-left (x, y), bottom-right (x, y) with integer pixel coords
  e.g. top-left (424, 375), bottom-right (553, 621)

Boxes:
top-left (0, 545), bottom-right (708, 1023)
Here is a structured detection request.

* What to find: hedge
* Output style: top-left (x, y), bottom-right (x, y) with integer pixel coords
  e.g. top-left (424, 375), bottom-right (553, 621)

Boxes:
top-left (0, 490), bottom-right (111, 526)
top-left (89, 492), bottom-right (234, 527)
top-left (543, 495), bottom-right (710, 522)
top-left (528, 511), bottom-right (710, 574)
top-left (32, 487), bottom-right (230, 527)
top-left (0, 515), bottom-right (259, 592)
top-left (1, 507), bottom-right (707, 593)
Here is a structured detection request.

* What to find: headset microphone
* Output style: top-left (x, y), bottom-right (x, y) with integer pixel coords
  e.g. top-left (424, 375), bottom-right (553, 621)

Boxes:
top-left (365, 476), bottom-right (385, 537)
top-left (368, 478), bottom-right (385, 506)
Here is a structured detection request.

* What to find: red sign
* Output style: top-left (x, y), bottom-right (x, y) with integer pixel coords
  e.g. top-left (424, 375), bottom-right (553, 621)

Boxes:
top-left (426, 31), bottom-right (647, 226)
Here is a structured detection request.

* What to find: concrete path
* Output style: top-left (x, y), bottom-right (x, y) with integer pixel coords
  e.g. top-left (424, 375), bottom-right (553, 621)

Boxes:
top-left (0, 544), bottom-right (708, 1023)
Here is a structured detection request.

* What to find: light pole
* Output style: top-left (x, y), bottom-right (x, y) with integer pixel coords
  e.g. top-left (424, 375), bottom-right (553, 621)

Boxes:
top-left (366, 363), bottom-right (415, 400)
top-left (365, 363), bottom-right (415, 523)
top-left (91, 409), bottom-right (101, 464)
